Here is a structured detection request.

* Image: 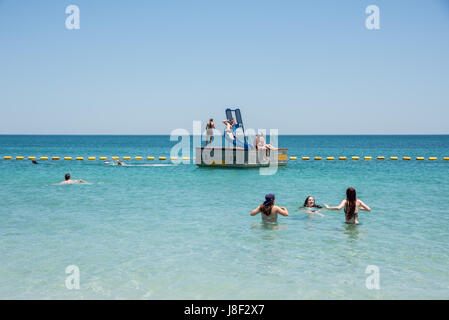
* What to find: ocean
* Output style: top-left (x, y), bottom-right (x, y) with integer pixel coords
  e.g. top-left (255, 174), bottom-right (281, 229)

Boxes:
top-left (1, 135), bottom-right (448, 299)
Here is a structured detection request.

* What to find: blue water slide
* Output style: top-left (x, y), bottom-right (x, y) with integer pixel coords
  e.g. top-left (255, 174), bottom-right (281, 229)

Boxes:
top-left (224, 126), bottom-right (254, 150)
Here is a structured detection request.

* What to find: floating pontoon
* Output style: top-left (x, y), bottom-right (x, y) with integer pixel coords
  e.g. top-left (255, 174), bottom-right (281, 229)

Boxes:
top-left (195, 108), bottom-right (288, 168)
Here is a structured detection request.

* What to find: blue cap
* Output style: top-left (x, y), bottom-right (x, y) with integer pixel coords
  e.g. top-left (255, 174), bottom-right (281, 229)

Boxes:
top-left (263, 193), bottom-right (275, 206)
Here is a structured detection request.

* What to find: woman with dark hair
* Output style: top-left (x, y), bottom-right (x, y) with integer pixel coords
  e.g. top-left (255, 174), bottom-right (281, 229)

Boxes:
top-left (323, 187), bottom-right (371, 224)
top-left (250, 193), bottom-right (289, 223)
top-left (301, 196), bottom-right (324, 217)
top-left (303, 196), bottom-right (322, 209)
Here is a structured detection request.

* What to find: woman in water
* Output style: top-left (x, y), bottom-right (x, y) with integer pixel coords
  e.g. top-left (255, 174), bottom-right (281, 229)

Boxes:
top-left (250, 193), bottom-right (289, 223)
top-left (323, 187), bottom-right (371, 224)
top-left (301, 196), bottom-right (324, 217)
top-left (303, 196), bottom-right (322, 209)
top-left (205, 118), bottom-right (215, 146)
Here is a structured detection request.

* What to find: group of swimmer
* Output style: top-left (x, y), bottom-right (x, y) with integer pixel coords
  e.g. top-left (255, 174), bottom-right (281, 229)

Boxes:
top-left (205, 117), bottom-right (276, 152)
top-left (251, 187), bottom-right (371, 225)
top-left (57, 159), bottom-right (128, 184)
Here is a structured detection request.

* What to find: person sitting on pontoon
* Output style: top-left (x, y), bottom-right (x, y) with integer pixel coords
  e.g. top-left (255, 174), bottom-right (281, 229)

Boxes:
top-left (254, 132), bottom-right (277, 155)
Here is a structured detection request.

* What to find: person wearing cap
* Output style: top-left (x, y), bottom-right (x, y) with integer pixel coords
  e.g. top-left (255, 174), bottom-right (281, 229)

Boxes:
top-left (250, 193), bottom-right (288, 223)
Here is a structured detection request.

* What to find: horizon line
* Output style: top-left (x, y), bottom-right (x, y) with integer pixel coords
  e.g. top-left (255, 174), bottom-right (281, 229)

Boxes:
top-left (1, 133), bottom-right (449, 136)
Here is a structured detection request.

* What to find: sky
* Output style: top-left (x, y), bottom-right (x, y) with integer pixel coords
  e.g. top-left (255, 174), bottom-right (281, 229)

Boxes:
top-left (0, 0), bottom-right (448, 134)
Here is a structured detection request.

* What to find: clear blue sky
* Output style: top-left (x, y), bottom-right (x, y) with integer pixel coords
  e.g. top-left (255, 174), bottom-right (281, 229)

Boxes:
top-left (1, 0), bottom-right (448, 134)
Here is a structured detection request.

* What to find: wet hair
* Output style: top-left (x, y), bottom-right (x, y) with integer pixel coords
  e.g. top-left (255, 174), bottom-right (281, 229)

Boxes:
top-left (345, 187), bottom-right (357, 220)
top-left (303, 196), bottom-right (314, 207)
top-left (65, 173), bottom-right (70, 180)
top-left (303, 196), bottom-right (322, 208)
top-left (260, 199), bottom-right (274, 216)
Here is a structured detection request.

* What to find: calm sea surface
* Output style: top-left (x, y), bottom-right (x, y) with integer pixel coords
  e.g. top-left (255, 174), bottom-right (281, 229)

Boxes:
top-left (1, 135), bottom-right (448, 299)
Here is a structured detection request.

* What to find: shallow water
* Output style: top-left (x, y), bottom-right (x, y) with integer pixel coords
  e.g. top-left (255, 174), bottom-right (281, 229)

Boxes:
top-left (1, 135), bottom-right (448, 299)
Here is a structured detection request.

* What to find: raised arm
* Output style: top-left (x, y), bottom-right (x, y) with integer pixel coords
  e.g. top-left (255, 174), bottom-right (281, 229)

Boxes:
top-left (358, 199), bottom-right (371, 211)
top-left (324, 199), bottom-right (346, 210)
top-left (250, 205), bottom-right (261, 216)
top-left (276, 206), bottom-right (289, 216)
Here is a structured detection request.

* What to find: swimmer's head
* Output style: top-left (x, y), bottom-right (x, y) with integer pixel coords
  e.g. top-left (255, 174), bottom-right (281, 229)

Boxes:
top-left (346, 187), bottom-right (356, 201)
top-left (264, 193), bottom-right (275, 206)
top-left (65, 173), bottom-right (71, 180)
top-left (209, 118), bottom-right (213, 122)
top-left (261, 194), bottom-right (275, 216)
top-left (32, 160), bottom-right (38, 164)
top-left (304, 196), bottom-right (315, 207)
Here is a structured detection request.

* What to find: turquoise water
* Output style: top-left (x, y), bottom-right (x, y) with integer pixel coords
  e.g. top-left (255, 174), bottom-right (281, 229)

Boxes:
top-left (1, 135), bottom-right (449, 299)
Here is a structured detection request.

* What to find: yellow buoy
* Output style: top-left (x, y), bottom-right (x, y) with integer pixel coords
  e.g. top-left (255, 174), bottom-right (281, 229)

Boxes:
top-left (377, 156), bottom-right (385, 160)
top-left (3, 156), bottom-right (12, 160)
top-left (182, 157), bottom-right (190, 161)
top-left (314, 157), bottom-right (322, 160)
top-left (111, 156), bottom-right (119, 160)
top-left (159, 157), bottom-right (167, 160)
top-left (16, 156), bottom-right (24, 160)
top-left (76, 157), bottom-right (84, 160)
top-left (100, 157), bottom-right (108, 160)
top-left (339, 156), bottom-right (347, 160)
top-left (364, 156), bottom-right (372, 160)
top-left (302, 157), bottom-right (310, 160)
top-left (290, 156), bottom-right (297, 160)
top-left (416, 157), bottom-right (425, 160)
top-left (326, 157), bottom-right (334, 160)
top-left (28, 156), bottom-right (36, 160)
top-left (88, 157), bottom-right (96, 160)
top-left (170, 157), bottom-right (178, 160)
top-left (64, 157), bottom-right (72, 160)
top-left (147, 156), bottom-right (155, 160)
top-left (390, 156), bottom-right (398, 160)
top-left (135, 156), bottom-right (143, 160)
top-left (444, 157), bottom-right (449, 161)
top-left (352, 156), bottom-right (359, 160)
top-left (429, 157), bottom-right (437, 161)
top-left (52, 157), bottom-right (60, 160)
top-left (123, 156), bottom-right (131, 160)
top-left (403, 157), bottom-right (411, 160)
top-left (40, 157), bottom-right (49, 160)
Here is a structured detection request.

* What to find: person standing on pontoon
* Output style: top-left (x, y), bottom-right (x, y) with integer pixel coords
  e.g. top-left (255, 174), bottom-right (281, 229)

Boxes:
top-left (223, 118), bottom-right (236, 141)
top-left (205, 118), bottom-right (215, 146)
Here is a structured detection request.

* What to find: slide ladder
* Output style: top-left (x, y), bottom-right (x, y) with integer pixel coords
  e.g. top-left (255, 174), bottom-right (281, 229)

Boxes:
top-left (224, 108), bottom-right (254, 150)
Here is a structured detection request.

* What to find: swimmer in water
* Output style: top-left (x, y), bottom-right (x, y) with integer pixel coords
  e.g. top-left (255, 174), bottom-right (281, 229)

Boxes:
top-left (250, 193), bottom-right (289, 223)
top-left (323, 187), bottom-right (371, 224)
top-left (60, 173), bottom-right (85, 184)
top-left (301, 196), bottom-right (324, 217)
top-left (32, 160), bottom-right (38, 164)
